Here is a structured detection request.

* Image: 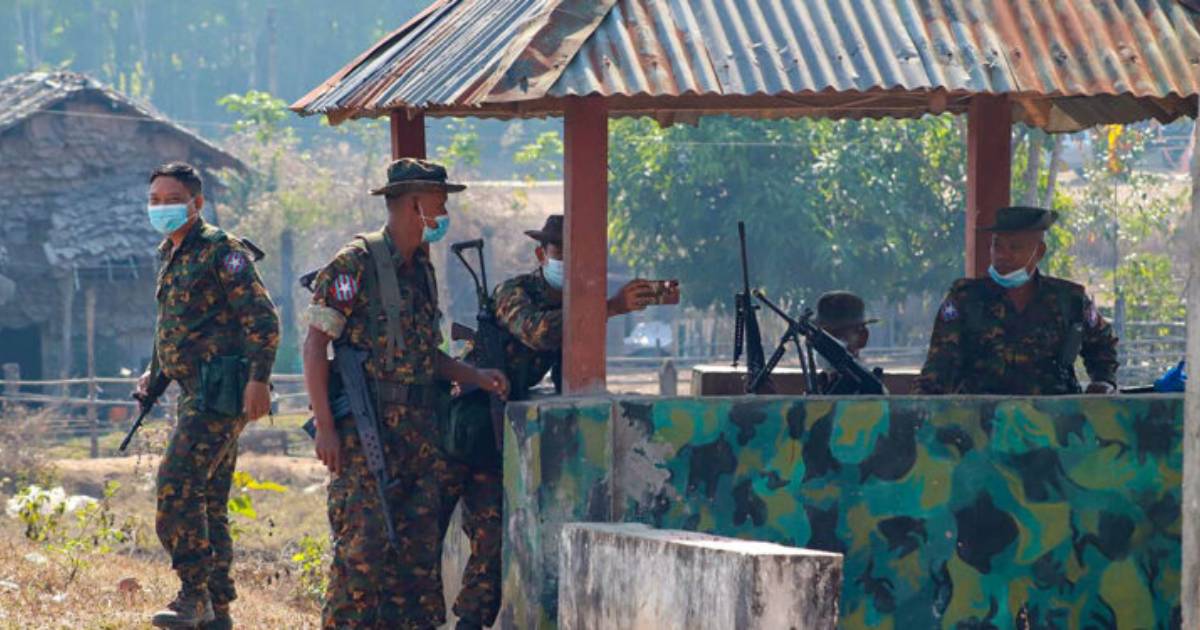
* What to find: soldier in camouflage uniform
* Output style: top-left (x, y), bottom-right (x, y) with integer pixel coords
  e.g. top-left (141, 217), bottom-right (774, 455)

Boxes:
top-left (302, 159), bottom-right (507, 630)
top-left (442, 214), bottom-right (653, 629)
top-left (914, 206), bottom-right (1118, 395)
top-left (138, 163), bottom-right (280, 629)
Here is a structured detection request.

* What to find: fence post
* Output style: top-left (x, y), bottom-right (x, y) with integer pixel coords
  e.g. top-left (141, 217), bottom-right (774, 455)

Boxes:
top-left (659, 359), bottom-right (677, 396)
top-left (2, 363), bottom-right (18, 414)
top-left (86, 287), bottom-right (98, 458)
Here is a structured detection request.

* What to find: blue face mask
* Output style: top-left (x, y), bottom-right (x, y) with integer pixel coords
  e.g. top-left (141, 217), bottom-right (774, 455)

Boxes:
top-left (987, 249), bottom-right (1038, 289)
top-left (418, 204), bottom-right (450, 243)
top-left (988, 264), bottom-right (1030, 289)
top-left (543, 258), bottom-right (564, 290)
top-left (147, 203), bottom-right (191, 235)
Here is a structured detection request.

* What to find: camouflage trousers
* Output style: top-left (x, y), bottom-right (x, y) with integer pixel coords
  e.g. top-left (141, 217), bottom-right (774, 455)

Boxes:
top-left (155, 389), bottom-right (240, 605)
top-left (440, 462), bottom-right (502, 627)
top-left (323, 403), bottom-right (455, 630)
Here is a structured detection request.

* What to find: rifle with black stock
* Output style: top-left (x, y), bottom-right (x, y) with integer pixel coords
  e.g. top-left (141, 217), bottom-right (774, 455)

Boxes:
top-left (451, 238), bottom-right (507, 451)
top-left (733, 222), bottom-right (768, 392)
top-left (296, 267), bottom-right (402, 549)
top-left (748, 289), bottom-right (887, 396)
top-left (118, 372), bottom-right (171, 452)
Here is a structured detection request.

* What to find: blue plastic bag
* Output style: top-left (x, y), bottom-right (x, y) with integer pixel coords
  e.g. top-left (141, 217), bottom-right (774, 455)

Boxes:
top-left (1154, 360), bottom-right (1187, 393)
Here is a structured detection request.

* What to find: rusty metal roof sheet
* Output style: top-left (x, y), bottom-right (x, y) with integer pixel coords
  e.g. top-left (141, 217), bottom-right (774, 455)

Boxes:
top-left (293, 0), bottom-right (1200, 130)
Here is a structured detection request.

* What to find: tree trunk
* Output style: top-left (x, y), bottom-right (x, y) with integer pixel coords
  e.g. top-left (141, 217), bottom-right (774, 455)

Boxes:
top-left (1042, 135), bottom-right (1063, 208)
top-left (1023, 128), bottom-right (1042, 205)
top-left (280, 227), bottom-right (296, 371)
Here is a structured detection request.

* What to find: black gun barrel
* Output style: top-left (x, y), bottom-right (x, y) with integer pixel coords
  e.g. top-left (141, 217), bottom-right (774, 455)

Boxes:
top-left (451, 239), bottom-right (484, 254)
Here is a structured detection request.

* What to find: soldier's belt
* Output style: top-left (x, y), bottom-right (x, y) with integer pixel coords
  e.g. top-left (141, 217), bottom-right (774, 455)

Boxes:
top-left (369, 381), bottom-right (439, 408)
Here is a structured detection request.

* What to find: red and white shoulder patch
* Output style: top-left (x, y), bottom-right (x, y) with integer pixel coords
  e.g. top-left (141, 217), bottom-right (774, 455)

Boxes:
top-left (332, 273), bottom-right (358, 303)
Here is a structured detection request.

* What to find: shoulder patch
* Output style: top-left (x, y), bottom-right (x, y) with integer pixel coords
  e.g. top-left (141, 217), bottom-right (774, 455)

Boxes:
top-left (939, 299), bottom-right (960, 322)
top-left (331, 273), bottom-right (358, 304)
top-left (222, 251), bottom-right (248, 274)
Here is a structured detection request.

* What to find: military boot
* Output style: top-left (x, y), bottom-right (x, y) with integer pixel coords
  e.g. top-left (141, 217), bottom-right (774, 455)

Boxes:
top-left (151, 589), bottom-right (215, 628)
top-left (199, 601), bottom-right (231, 630)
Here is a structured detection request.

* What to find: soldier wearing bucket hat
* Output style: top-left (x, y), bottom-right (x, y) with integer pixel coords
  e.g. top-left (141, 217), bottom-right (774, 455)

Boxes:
top-left (302, 158), bottom-right (509, 629)
top-left (815, 291), bottom-right (877, 359)
top-left (915, 206), bottom-right (1119, 395)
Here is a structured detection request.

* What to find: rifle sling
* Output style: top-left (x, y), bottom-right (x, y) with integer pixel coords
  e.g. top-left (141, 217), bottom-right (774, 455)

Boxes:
top-left (358, 231), bottom-right (407, 371)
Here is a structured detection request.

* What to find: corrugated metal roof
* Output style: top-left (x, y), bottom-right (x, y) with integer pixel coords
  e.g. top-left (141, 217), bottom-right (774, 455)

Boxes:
top-left (0, 71), bottom-right (244, 170)
top-left (293, 0), bottom-right (1200, 130)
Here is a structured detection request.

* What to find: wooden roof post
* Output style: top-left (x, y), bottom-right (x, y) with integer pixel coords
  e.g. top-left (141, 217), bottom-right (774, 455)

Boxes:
top-left (1183, 118), bottom-right (1200, 630)
top-left (562, 96), bottom-right (609, 394)
top-left (390, 110), bottom-right (427, 159)
top-left (965, 95), bottom-right (1012, 278)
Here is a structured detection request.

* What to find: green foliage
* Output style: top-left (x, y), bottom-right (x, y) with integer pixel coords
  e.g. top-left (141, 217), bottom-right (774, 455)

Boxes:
top-left (608, 115), bottom-right (967, 311)
top-left (1110, 253), bottom-right (1185, 322)
top-left (435, 120), bottom-right (481, 171)
top-left (514, 131), bottom-right (564, 180)
top-left (218, 90), bottom-right (293, 145)
top-left (227, 470), bottom-right (287, 523)
top-left (290, 533), bottom-right (330, 604)
top-left (9, 482), bottom-right (138, 586)
top-left (2, 1), bottom-right (426, 125)
top-left (1067, 125), bottom-right (1186, 322)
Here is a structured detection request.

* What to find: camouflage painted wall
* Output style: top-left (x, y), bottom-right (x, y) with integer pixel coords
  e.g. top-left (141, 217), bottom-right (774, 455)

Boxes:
top-left (500, 395), bottom-right (1183, 629)
top-left (500, 399), bottom-right (614, 630)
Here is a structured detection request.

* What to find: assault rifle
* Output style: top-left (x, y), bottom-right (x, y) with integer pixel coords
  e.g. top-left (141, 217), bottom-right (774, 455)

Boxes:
top-left (451, 238), bottom-right (506, 451)
top-left (118, 372), bottom-right (171, 452)
top-left (732, 222), bottom-right (768, 393)
top-left (748, 289), bottom-right (887, 396)
top-left (297, 269), bottom-right (400, 549)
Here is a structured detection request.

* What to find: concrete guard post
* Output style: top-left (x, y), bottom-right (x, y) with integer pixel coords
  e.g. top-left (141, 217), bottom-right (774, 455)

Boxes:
top-left (558, 522), bottom-right (843, 630)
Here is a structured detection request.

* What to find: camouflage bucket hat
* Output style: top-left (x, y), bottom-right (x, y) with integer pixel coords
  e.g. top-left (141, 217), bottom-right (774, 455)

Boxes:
top-left (370, 158), bottom-right (466, 196)
top-left (524, 214), bottom-right (563, 246)
top-left (983, 206), bottom-right (1059, 232)
top-left (815, 291), bottom-right (878, 330)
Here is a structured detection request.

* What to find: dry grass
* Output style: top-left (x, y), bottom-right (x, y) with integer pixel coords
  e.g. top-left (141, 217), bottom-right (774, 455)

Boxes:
top-left (0, 453), bottom-right (329, 629)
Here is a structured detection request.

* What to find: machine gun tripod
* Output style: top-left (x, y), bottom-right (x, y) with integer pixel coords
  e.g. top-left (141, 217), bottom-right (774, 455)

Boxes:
top-left (747, 289), bottom-right (887, 396)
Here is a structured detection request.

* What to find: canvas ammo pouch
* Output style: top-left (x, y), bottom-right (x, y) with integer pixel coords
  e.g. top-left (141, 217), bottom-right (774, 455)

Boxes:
top-left (198, 355), bottom-right (249, 417)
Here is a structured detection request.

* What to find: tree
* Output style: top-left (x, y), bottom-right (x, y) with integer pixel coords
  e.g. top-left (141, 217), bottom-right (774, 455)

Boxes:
top-left (608, 115), bottom-right (968, 317)
top-left (1067, 124), bottom-right (1186, 323)
top-left (218, 90), bottom-right (317, 373)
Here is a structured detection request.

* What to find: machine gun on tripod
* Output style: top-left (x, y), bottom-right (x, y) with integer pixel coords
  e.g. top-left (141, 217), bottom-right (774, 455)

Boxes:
top-left (747, 289), bottom-right (887, 396)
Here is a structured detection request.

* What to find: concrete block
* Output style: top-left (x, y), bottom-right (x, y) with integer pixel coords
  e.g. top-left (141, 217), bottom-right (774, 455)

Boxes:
top-left (558, 523), bottom-right (842, 630)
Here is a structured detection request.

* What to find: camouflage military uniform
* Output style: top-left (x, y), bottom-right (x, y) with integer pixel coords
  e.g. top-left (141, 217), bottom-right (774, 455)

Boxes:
top-left (308, 234), bottom-right (456, 629)
top-left (152, 219), bottom-right (279, 610)
top-left (442, 269), bottom-right (561, 627)
top-left (914, 273), bottom-right (1118, 395)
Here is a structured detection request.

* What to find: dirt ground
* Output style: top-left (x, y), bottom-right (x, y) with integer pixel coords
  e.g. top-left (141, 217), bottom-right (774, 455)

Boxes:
top-left (0, 454), bottom-right (328, 629)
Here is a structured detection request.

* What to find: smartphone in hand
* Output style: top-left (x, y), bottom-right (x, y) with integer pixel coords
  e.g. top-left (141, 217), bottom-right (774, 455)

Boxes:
top-left (648, 280), bottom-right (680, 305)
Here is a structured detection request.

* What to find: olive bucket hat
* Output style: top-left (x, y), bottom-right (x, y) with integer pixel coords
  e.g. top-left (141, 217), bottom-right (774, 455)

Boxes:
top-left (370, 158), bottom-right (466, 196)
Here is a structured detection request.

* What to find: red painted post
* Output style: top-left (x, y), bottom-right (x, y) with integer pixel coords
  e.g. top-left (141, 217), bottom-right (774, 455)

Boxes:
top-left (965, 95), bottom-right (1012, 278)
top-left (562, 96), bottom-right (609, 394)
top-left (390, 110), bottom-right (427, 159)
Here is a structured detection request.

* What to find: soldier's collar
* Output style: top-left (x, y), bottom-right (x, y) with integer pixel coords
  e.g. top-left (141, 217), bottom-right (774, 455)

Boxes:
top-left (158, 217), bottom-right (206, 255)
top-left (379, 230), bottom-right (429, 268)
